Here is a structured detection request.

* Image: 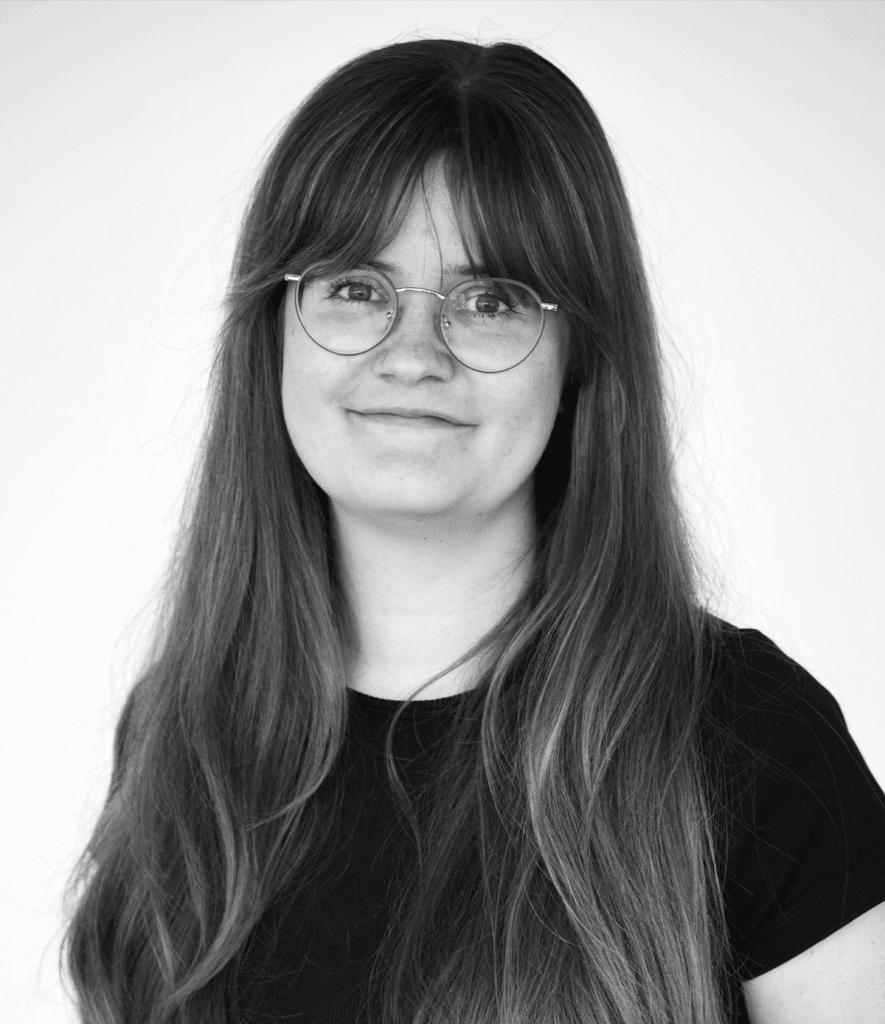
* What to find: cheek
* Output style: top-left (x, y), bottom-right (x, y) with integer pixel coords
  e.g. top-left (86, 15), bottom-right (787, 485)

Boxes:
top-left (280, 345), bottom-right (304, 433)
top-left (513, 356), bottom-right (565, 464)
top-left (280, 336), bottom-right (331, 458)
top-left (492, 384), bottom-right (560, 479)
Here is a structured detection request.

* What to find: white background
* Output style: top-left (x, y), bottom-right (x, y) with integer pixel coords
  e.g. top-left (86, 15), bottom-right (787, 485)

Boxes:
top-left (2, 2), bottom-right (883, 1019)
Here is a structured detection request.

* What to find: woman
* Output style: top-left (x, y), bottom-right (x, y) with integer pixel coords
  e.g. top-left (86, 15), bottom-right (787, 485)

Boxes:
top-left (60, 38), bottom-right (885, 1024)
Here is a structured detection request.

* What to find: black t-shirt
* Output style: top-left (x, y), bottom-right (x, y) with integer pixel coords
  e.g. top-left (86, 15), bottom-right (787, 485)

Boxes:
top-left (229, 623), bottom-right (885, 1023)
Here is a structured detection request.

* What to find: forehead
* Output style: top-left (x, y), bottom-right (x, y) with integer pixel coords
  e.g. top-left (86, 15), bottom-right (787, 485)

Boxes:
top-left (362, 256), bottom-right (489, 279)
top-left (373, 161), bottom-right (486, 278)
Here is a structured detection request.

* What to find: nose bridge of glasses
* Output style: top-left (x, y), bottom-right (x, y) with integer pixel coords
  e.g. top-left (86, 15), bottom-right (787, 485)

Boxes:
top-left (393, 285), bottom-right (448, 303)
top-left (388, 285), bottom-right (451, 334)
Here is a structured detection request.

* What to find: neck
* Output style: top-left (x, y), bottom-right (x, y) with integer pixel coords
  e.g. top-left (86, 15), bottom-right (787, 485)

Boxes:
top-left (331, 491), bottom-right (535, 701)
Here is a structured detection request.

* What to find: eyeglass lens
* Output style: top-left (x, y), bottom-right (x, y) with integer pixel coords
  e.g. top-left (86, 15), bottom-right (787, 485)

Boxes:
top-left (295, 265), bottom-right (544, 372)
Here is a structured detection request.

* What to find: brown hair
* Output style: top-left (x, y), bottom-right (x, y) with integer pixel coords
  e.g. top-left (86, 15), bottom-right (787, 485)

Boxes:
top-left (60, 36), bottom-right (741, 1024)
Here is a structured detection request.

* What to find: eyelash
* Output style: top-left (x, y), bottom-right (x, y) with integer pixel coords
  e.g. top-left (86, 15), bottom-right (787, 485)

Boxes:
top-left (326, 276), bottom-right (385, 302)
top-left (325, 277), bottom-right (521, 318)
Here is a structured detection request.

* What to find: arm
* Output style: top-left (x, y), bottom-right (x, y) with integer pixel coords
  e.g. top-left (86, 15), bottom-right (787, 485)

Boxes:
top-left (743, 899), bottom-right (885, 1024)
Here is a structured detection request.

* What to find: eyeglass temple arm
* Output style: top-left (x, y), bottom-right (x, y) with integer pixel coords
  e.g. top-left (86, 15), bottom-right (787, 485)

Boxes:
top-left (282, 274), bottom-right (557, 311)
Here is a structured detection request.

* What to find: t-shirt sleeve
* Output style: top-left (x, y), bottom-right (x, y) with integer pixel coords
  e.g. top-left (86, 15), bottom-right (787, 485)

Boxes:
top-left (714, 626), bottom-right (885, 981)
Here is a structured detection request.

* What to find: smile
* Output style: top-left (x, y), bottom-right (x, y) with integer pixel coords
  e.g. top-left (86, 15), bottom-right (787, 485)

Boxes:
top-left (349, 412), bottom-right (472, 430)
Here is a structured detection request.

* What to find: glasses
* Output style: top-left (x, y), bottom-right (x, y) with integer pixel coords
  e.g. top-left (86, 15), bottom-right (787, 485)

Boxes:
top-left (283, 263), bottom-right (558, 373)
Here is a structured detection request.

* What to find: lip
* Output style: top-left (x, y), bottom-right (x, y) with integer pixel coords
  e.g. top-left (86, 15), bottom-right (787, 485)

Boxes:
top-left (349, 411), bottom-right (470, 429)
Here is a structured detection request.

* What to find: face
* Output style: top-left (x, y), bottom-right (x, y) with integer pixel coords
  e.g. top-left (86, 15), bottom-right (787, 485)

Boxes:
top-left (280, 157), bottom-right (569, 535)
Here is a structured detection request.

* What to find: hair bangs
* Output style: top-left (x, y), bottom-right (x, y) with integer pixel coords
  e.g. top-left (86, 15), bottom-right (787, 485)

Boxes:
top-left (439, 108), bottom-right (606, 387)
top-left (60, 38), bottom-right (739, 1024)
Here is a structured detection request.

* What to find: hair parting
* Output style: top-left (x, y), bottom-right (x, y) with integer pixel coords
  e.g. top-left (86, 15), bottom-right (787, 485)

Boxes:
top-left (60, 36), bottom-right (745, 1024)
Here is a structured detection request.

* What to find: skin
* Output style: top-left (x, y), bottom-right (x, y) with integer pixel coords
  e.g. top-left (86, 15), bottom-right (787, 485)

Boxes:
top-left (281, 161), bottom-right (885, 1021)
top-left (280, 155), bottom-right (569, 700)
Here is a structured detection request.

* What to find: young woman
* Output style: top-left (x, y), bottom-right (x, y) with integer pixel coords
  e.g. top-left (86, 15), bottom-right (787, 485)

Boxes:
top-left (60, 38), bottom-right (885, 1024)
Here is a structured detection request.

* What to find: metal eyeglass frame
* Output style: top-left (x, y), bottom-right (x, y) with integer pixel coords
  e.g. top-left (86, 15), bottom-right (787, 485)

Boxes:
top-left (283, 266), bottom-right (558, 374)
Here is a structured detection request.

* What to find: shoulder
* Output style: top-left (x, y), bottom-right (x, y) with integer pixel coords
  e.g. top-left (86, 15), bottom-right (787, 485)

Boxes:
top-left (700, 619), bottom-right (885, 836)
top-left (700, 617), bottom-right (885, 883)
top-left (700, 618), bottom-right (859, 787)
top-left (704, 617), bottom-right (841, 719)
top-left (698, 617), bottom-right (885, 1018)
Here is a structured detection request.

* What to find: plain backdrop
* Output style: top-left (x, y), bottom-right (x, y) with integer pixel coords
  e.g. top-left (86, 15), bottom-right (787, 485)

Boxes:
top-left (2, 1), bottom-right (883, 1019)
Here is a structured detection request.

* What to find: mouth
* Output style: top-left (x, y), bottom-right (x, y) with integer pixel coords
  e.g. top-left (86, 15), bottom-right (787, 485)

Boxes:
top-left (349, 411), bottom-right (471, 429)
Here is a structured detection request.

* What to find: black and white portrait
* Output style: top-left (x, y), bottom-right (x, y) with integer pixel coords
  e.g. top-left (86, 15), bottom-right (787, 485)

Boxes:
top-left (3, 3), bottom-right (883, 1022)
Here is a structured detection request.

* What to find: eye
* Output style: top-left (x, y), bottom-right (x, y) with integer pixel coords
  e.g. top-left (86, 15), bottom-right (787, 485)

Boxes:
top-left (326, 276), bottom-right (388, 304)
top-left (457, 283), bottom-right (526, 317)
top-left (472, 292), bottom-right (509, 315)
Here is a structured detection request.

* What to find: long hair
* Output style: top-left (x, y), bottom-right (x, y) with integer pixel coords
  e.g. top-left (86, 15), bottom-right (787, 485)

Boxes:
top-left (60, 37), bottom-right (743, 1024)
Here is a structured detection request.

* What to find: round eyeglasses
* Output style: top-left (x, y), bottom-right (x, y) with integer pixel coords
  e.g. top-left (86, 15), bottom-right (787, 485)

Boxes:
top-left (283, 263), bottom-right (558, 374)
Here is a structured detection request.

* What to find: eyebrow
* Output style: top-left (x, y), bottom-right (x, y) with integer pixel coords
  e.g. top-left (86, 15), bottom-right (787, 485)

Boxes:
top-left (364, 257), bottom-right (489, 279)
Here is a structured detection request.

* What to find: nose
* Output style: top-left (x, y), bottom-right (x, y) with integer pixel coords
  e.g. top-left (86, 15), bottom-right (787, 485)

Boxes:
top-left (381, 286), bottom-right (452, 360)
